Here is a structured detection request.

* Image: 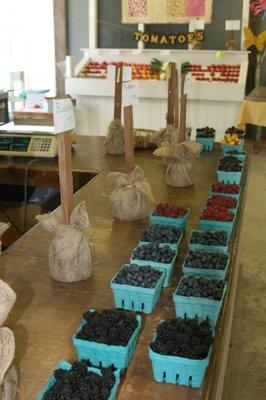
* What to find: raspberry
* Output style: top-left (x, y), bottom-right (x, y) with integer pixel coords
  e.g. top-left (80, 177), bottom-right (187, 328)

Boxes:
top-left (153, 203), bottom-right (187, 219)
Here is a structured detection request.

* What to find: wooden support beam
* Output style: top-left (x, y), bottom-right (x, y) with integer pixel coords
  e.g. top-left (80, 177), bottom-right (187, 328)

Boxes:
top-left (166, 62), bottom-right (176, 126)
top-left (58, 132), bottom-right (74, 224)
top-left (179, 73), bottom-right (187, 143)
top-left (174, 68), bottom-right (179, 128)
top-left (114, 66), bottom-right (123, 120)
top-left (123, 105), bottom-right (135, 174)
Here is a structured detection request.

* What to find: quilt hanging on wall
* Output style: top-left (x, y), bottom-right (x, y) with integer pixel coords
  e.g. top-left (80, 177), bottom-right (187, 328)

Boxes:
top-left (122, 0), bottom-right (213, 24)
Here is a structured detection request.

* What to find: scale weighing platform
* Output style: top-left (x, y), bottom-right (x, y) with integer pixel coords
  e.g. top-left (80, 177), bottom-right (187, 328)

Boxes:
top-left (0, 123), bottom-right (58, 158)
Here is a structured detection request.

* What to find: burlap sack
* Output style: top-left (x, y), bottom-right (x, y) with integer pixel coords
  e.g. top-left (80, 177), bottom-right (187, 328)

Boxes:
top-left (36, 202), bottom-right (93, 283)
top-left (0, 281), bottom-right (16, 328)
top-left (153, 141), bottom-right (202, 187)
top-left (0, 328), bottom-right (15, 386)
top-left (0, 366), bottom-right (18, 400)
top-left (104, 119), bottom-right (125, 155)
top-left (149, 124), bottom-right (180, 147)
top-left (0, 224), bottom-right (10, 254)
top-left (107, 165), bottom-right (154, 221)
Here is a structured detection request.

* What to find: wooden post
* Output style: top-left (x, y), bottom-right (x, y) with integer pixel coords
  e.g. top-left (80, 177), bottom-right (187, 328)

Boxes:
top-left (179, 73), bottom-right (187, 143)
top-left (166, 62), bottom-right (176, 126)
top-left (114, 66), bottom-right (123, 120)
top-left (123, 105), bottom-right (135, 173)
top-left (174, 68), bottom-right (179, 129)
top-left (58, 132), bottom-right (74, 224)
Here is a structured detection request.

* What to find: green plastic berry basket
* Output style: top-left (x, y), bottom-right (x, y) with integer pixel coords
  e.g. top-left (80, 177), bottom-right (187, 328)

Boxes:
top-left (149, 333), bottom-right (212, 388)
top-left (195, 137), bottom-right (215, 151)
top-left (149, 208), bottom-right (190, 230)
top-left (210, 190), bottom-right (240, 200)
top-left (182, 252), bottom-right (230, 280)
top-left (221, 142), bottom-right (244, 155)
top-left (110, 265), bottom-right (165, 314)
top-left (139, 231), bottom-right (183, 252)
top-left (38, 360), bottom-right (121, 400)
top-left (130, 246), bottom-right (178, 288)
top-left (225, 150), bottom-right (246, 162)
top-left (217, 169), bottom-right (242, 185)
top-left (189, 230), bottom-right (229, 253)
top-left (72, 313), bottom-right (141, 372)
top-left (173, 277), bottom-right (227, 327)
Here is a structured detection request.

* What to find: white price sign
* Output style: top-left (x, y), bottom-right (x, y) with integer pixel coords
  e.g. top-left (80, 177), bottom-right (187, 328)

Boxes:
top-left (122, 66), bottom-right (132, 82)
top-left (225, 20), bottom-right (240, 31)
top-left (184, 75), bottom-right (192, 95)
top-left (53, 98), bottom-right (75, 134)
top-left (122, 81), bottom-right (139, 107)
top-left (107, 65), bottom-right (116, 81)
top-left (189, 19), bottom-right (205, 31)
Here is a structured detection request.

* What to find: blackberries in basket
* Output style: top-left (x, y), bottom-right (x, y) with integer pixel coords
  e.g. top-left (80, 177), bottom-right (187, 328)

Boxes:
top-left (226, 126), bottom-right (245, 138)
top-left (218, 156), bottom-right (242, 172)
top-left (211, 182), bottom-right (240, 194)
top-left (176, 276), bottom-right (225, 300)
top-left (190, 230), bottom-right (228, 246)
top-left (132, 243), bottom-right (176, 263)
top-left (196, 126), bottom-right (215, 138)
top-left (140, 224), bottom-right (182, 244)
top-left (150, 318), bottom-right (213, 360)
top-left (113, 264), bottom-right (162, 288)
top-left (76, 309), bottom-right (138, 346)
top-left (44, 361), bottom-right (116, 400)
top-left (186, 250), bottom-right (228, 270)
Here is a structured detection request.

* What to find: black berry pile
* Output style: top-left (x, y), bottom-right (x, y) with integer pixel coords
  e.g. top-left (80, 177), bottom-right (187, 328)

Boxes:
top-left (185, 250), bottom-right (228, 270)
top-left (196, 126), bottom-right (215, 138)
top-left (218, 156), bottom-right (242, 172)
top-left (113, 264), bottom-right (162, 288)
top-left (44, 361), bottom-right (116, 400)
top-left (176, 276), bottom-right (225, 300)
top-left (132, 243), bottom-right (176, 264)
top-left (140, 224), bottom-right (182, 244)
top-left (190, 230), bottom-right (228, 246)
top-left (150, 318), bottom-right (213, 360)
top-left (76, 309), bottom-right (138, 346)
top-left (226, 126), bottom-right (245, 138)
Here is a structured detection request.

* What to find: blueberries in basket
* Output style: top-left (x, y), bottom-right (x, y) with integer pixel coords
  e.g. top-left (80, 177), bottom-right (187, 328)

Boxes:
top-left (140, 224), bottom-right (182, 244)
top-left (132, 243), bottom-right (176, 263)
top-left (176, 276), bottom-right (225, 300)
top-left (190, 230), bottom-right (228, 246)
top-left (76, 309), bottom-right (138, 346)
top-left (44, 360), bottom-right (116, 400)
top-left (218, 156), bottom-right (242, 172)
top-left (150, 317), bottom-right (213, 360)
top-left (196, 126), bottom-right (215, 138)
top-left (113, 264), bottom-right (162, 288)
top-left (186, 250), bottom-right (228, 270)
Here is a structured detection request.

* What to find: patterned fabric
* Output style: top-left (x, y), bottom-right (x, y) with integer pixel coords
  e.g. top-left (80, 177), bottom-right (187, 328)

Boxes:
top-left (122, 0), bottom-right (213, 23)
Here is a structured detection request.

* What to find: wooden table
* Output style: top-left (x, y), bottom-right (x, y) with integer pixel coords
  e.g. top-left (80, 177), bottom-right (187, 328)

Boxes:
top-left (0, 137), bottom-right (250, 400)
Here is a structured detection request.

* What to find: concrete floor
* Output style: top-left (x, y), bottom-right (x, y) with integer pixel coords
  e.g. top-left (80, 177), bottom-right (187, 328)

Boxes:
top-left (223, 149), bottom-right (266, 400)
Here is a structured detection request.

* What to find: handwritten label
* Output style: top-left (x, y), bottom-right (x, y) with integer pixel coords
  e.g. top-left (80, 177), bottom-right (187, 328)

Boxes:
top-left (225, 20), bottom-right (240, 31)
top-left (53, 98), bottom-right (75, 134)
top-left (107, 65), bottom-right (116, 81)
top-left (122, 66), bottom-right (132, 82)
top-left (122, 81), bottom-right (139, 107)
top-left (189, 19), bottom-right (205, 31)
top-left (184, 75), bottom-right (192, 95)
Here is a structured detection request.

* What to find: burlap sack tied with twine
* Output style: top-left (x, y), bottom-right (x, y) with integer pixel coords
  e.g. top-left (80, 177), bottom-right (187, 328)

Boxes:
top-left (107, 165), bottom-right (154, 221)
top-left (0, 366), bottom-right (18, 400)
top-left (153, 141), bottom-right (202, 187)
top-left (0, 281), bottom-right (16, 329)
top-left (104, 119), bottom-right (125, 155)
top-left (149, 124), bottom-right (180, 148)
top-left (36, 202), bottom-right (93, 283)
top-left (0, 328), bottom-right (15, 387)
top-left (0, 224), bottom-right (10, 254)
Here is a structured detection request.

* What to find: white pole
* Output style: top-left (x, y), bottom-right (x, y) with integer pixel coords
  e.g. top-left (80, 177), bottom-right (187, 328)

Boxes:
top-left (241, 0), bottom-right (250, 50)
top-left (138, 23), bottom-right (145, 50)
top-left (89, 0), bottom-right (98, 49)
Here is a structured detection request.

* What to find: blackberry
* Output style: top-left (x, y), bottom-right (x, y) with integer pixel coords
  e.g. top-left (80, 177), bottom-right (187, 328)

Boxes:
top-left (140, 224), bottom-right (182, 244)
top-left (218, 156), bottom-right (242, 172)
top-left (190, 230), bottom-right (228, 246)
top-left (176, 276), bottom-right (225, 300)
top-left (113, 264), bottom-right (162, 288)
top-left (186, 249), bottom-right (228, 270)
top-left (132, 243), bottom-right (175, 264)
top-left (196, 126), bottom-right (215, 138)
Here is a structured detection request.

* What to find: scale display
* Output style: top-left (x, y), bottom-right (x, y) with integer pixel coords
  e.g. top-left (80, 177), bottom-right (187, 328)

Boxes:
top-left (0, 133), bottom-right (58, 158)
top-left (0, 136), bottom-right (31, 152)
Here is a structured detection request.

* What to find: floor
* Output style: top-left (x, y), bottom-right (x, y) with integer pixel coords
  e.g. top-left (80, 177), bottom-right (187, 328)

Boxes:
top-left (223, 149), bottom-right (266, 400)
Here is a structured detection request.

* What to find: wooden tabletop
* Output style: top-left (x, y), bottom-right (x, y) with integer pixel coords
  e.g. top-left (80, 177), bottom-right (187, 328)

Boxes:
top-left (0, 137), bottom-right (249, 399)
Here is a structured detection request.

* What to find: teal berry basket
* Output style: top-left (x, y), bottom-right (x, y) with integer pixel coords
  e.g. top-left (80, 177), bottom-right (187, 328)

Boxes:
top-left (225, 150), bottom-right (246, 162)
top-left (72, 314), bottom-right (141, 371)
top-left (38, 360), bottom-right (121, 400)
top-left (173, 277), bottom-right (227, 327)
top-left (139, 230), bottom-right (183, 252)
top-left (130, 247), bottom-right (178, 288)
top-left (182, 253), bottom-right (230, 280)
top-left (149, 208), bottom-right (190, 230)
top-left (110, 266), bottom-right (165, 314)
top-left (149, 337), bottom-right (212, 388)
top-left (189, 230), bottom-right (229, 253)
top-left (221, 142), bottom-right (244, 155)
top-left (210, 190), bottom-right (240, 200)
top-left (217, 169), bottom-right (242, 185)
top-left (198, 211), bottom-right (235, 236)
top-left (195, 137), bottom-right (215, 151)
top-left (207, 196), bottom-right (239, 213)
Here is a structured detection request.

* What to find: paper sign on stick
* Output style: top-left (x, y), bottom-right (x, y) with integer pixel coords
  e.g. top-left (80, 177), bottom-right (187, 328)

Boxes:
top-left (53, 98), bottom-right (75, 134)
top-left (122, 66), bottom-right (132, 82)
top-left (184, 75), bottom-right (192, 95)
top-left (225, 20), bottom-right (240, 31)
top-left (122, 81), bottom-right (139, 107)
top-left (107, 65), bottom-right (116, 81)
top-left (189, 19), bottom-right (205, 31)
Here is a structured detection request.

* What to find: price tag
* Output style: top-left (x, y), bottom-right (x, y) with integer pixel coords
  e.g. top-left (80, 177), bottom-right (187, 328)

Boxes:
top-left (122, 66), bottom-right (132, 82)
top-left (225, 20), bottom-right (240, 31)
top-left (189, 19), bottom-right (205, 31)
top-left (122, 81), bottom-right (139, 107)
top-left (184, 75), bottom-right (192, 95)
top-left (160, 50), bottom-right (170, 56)
top-left (53, 98), bottom-right (75, 134)
top-left (107, 65), bottom-right (116, 81)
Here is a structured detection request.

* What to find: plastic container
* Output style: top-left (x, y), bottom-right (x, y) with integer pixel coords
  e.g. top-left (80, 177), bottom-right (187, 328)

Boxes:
top-left (225, 150), bottom-right (246, 162)
top-left (198, 210), bottom-right (235, 236)
top-left (110, 266), bottom-right (165, 314)
top-left (182, 252), bottom-right (230, 280)
top-left (189, 230), bottom-right (229, 253)
top-left (221, 142), bottom-right (244, 155)
top-left (139, 231), bottom-right (183, 252)
top-left (149, 208), bottom-right (190, 230)
top-left (130, 247), bottom-right (178, 288)
top-left (195, 137), bottom-right (215, 151)
top-left (38, 360), bottom-right (120, 400)
top-left (217, 170), bottom-right (242, 185)
top-left (173, 277), bottom-right (227, 327)
top-left (73, 314), bottom-right (141, 371)
top-left (149, 338), bottom-right (212, 388)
